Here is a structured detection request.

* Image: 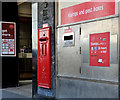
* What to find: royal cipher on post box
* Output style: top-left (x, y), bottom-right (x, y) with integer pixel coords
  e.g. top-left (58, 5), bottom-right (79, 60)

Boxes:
top-left (38, 27), bottom-right (51, 89)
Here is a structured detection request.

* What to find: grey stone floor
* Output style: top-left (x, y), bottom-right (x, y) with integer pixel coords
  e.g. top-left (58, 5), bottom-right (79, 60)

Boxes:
top-left (2, 83), bottom-right (32, 98)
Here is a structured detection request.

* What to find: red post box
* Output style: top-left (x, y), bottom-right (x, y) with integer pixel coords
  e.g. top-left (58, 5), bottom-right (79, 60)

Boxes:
top-left (38, 27), bottom-right (51, 89)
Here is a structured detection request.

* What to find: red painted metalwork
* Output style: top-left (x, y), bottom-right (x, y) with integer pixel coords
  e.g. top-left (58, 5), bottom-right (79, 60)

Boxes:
top-left (89, 32), bottom-right (110, 67)
top-left (38, 27), bottom-right (51, 89)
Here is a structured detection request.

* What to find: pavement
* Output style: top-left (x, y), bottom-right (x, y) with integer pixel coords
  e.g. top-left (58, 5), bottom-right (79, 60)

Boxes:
top-left (1, 81), bottom-right (32, 99)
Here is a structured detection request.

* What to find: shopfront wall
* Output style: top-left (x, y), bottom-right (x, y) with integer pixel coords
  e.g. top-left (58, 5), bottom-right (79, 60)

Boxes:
top-left (56, 0), bottom-right (119, 98)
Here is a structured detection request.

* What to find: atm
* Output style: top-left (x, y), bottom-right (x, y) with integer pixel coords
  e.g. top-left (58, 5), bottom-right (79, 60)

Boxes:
top-left (63, 32), bottom-right (75, 47)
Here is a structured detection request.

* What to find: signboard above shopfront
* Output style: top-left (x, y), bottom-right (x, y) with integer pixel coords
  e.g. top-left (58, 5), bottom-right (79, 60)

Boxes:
top-left (61, 0), bottom-right (115, 25)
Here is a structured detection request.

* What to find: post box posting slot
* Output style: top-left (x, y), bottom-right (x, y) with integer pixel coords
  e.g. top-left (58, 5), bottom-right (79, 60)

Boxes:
top-left (40, 38), bottom-right (47, 56)
top-left (63, 32), bottom-right (75, 47)
top-left (38, 27), bottom-right (51, 89)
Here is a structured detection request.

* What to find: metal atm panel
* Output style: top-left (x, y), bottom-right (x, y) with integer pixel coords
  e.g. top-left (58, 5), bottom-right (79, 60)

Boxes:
top-left (57, 25), bottom-right (82, 76)
top-left (57, 17), bottom-right (118, 82)
top-left (80, 18), bottom-right (118, 82)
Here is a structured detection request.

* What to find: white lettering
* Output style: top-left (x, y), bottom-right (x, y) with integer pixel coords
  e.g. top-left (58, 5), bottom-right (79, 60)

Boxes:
top-left (103, 51), bottom-right (107, 53)
top-left (79, 9), bottom-right (84, 15)
top-left (93, 5), bottom-right (104, 12)
top-left (101, 47), bottom-right (107, 50)
top-left (68, 12), bottom-right (78, 17)
top-left (85, 8), bottom-right (92, 14)
top-left (91, 42), bottom-right (99, 46)
top-left (67, 5), bottom-right (104, 18)
top-left (2, 30), bottom-right (7, 33)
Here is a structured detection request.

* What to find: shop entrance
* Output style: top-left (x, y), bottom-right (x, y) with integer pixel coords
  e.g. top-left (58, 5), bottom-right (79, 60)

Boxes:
top-left (18, 2), bottom-right (32, 86)
top-left (2, 2), bottom-right (32, 98)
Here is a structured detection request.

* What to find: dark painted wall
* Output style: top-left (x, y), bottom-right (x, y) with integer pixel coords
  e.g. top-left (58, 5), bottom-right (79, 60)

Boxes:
top-left (32, 2), bottom-right (56, 98)
top-left (2, 2), bottom-right (19, 88)
top-left (0, 1), bottom-right (2, 89)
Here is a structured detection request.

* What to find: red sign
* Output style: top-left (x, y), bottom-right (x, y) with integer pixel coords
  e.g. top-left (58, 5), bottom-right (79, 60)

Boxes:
top-left (89, 32), bottom-right (110, 67)
top-left (64, 28), bottom-right (72, 33)
top-left (61, 0), bottom-right (115, 25)
top-left (1, 22), bottom-right (16, 56)
top-left (43, 23), bottom-right (48, 28)
top-left (38, 27), bottom-right (51, 89)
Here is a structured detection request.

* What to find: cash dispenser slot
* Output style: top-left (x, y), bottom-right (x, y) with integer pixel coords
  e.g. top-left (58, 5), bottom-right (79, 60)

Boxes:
top-left (63, 32), bottom-right (75, 47)
top-left (64, 35), bottom-right (73, 41)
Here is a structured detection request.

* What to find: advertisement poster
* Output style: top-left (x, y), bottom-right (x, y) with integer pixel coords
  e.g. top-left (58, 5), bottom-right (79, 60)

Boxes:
top-left (89, 32), bottom-right (110, 67)
top-left (1, 22), bottom-right (16, 56)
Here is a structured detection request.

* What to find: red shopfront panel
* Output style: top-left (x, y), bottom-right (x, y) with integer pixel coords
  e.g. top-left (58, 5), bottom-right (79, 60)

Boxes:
top-left (89, 32), bottom-right (110, 67)
top-left (38, 27), bottom-right (51, 89)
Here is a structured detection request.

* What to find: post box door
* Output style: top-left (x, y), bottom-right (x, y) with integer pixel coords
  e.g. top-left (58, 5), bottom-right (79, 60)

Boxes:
top-left (38, 27), bottom-right (51, 89)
